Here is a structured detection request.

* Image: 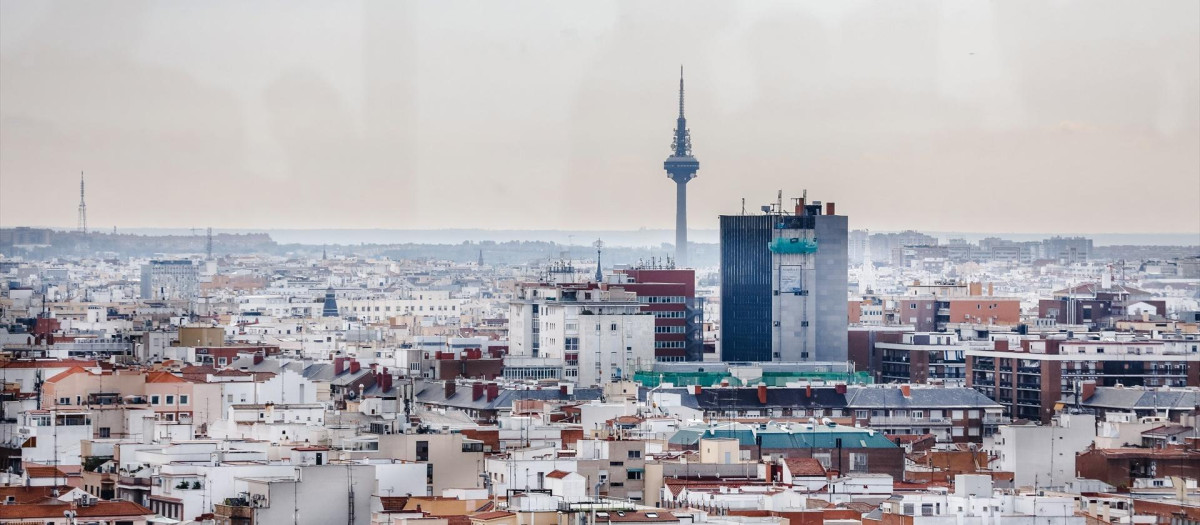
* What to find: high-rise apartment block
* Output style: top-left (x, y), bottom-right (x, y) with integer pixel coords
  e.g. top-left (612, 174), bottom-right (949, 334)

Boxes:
top-left (140, 259), bottom-right (198, 301)
top-left (611, 267), bottom-right (702, 362)
top-left (719, 197), bottom-right (847, 362)
top-left (507, 283), bottom-right (655, 386)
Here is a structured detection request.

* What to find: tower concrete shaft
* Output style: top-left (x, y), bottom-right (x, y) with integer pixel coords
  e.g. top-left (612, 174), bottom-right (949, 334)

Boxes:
top-left (663, 67), bottom-right (699, 268)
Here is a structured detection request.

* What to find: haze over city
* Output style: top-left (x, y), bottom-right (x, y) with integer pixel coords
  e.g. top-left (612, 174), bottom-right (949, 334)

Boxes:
top-left (1, 3), bottom-right (1199, 524)
top-left (2, 1), bottom-right (1197, 235)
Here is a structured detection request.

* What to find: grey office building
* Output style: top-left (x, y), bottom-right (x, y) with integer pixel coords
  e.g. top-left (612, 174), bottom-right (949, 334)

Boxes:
top-left (719, 199), bottom-right (847, 363)
top-left (140, 259), bottom-right (198, 301)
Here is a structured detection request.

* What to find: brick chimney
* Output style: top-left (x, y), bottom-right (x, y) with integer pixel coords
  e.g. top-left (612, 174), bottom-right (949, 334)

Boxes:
top-left (835, 383), bottom-right (847, 395)
top-left (825, 202), bottom-right (835, 216)
top-left (486, 383), bottom-right (499, 402)
top-left (334, 357), bottom-right (346, 375)
top-left (444, 381), bottom-right (456, 399)
top-left (379, 369), bottom-right (392, 393)
top-left (757, 384), bottom-right (768, 405)
top-left (901, 385), bottom-right (911, 398)
top-left (349, 360), bottom-right (361, 374)
top-left (1081, 380), bottom-right (1096, 402)
top-left (473, 382), bottom-right (484, 401)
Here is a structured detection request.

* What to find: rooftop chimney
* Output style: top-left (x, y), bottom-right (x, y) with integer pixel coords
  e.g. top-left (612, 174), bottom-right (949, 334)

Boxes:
top-left (486, 383), bottom-right (499, 402)
top-left (825, 202), bottom-right (835, 216)
top-left (334, 357), bottom-right (346, 375)
top-left (901, 385), bottom-right (911, 398)
top-left (349, 360), bottom-right (361, 374)
top-left (1081, 380), bottom-right (1096, 402)
top-left (757, 384), bottom-right (768, 405)
top-left (473, 382), bottom-right (484, 401)
top-left (444, 381), bottom-right (456, 399)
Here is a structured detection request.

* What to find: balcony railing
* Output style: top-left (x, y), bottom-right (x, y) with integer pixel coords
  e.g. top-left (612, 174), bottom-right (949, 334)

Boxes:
top-left (869, 416), bottom-right (952, 426)
top-left (118, 475), bottom-right (151, 487)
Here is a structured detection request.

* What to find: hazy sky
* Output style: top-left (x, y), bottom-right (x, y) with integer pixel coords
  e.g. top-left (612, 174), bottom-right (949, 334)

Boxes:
top-left (1, 1), bottom-right (1197, 235)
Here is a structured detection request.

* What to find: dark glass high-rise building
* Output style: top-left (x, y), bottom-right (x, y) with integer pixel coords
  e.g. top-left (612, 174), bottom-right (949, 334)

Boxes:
top-left (719, 199), bottom-right (848, 363)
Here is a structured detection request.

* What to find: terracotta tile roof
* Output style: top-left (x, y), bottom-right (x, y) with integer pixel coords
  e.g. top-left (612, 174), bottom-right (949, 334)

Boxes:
top-left (145, 371), bottom-right (187, 383)
top-left (784, 457), bottom-right (827, 477)
top-left (0, 486), bottom-right (73, 505)
top-left (381, 496), bottom-right (410, 512)
top-left (447, 515), bottom-right (474, 525)
top-left (474, 501), bottom-right (496, 513)
top-left (0, 500), bottom-right (152, 519)
top-left (546, 470), bottom-right (571, 479)
top-left (45, 366), bottom-right (91, 383)
top-left (472, 511), bottom-right (515, 520)
top-left (214, 369), bottom-right (253, 377)
top-left (839, 502), bottom-right (877, 514)
top-left (598, 511), bottom-right (678, 522)
top-left (23, 465), bottom-right (67, 479)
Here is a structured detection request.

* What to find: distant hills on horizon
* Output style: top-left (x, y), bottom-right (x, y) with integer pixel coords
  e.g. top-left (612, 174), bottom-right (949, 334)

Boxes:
top-left (21, 227), bottom-right (1196, 248)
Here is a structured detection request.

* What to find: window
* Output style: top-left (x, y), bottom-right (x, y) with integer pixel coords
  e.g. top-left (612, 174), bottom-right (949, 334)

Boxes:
top-left (628, 450), bottom-right (641, 459)
top-left (849, 453), bottom-right (868, 472)
top-left (58, 397), bottom-right (70, 405)
top-left (952, 410), bottom-right (964, 420)
top-left (98, 427), bottom-right (111, 438)
top-left (855, 410), bottom-right (869, 419)
top-left (416, 441), bottom-right (429, 462)
top-left (151, 395), bottom-right (160, 405)
top-left (166, 395), bottom-right (175, 405)
top-left (812, 453), bottom-right (832, 468)
top-left (628, 470), bottom-right (643, 480)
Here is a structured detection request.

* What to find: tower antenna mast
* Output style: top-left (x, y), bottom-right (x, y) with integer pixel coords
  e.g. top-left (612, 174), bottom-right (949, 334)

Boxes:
top-left (663, 66), bottom-right (700, 267)
top-left (77, 171), bottom-right (88, 233)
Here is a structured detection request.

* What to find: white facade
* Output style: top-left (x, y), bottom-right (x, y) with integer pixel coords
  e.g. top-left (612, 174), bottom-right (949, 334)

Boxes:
top-left (508, 284), bottom-right (654, 386)
top-left (880, 475), bottom-right (1084, 525)
top-left (989, 413), bottom-right (1096, 489)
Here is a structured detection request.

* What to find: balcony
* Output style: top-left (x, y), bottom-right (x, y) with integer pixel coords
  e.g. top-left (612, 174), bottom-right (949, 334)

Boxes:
top-left (118, 475), bottom-right (151, 487)
top-left (869, 416), bottom-right (952, 426)
top-left (982, 415), bottom-right (1011, 425)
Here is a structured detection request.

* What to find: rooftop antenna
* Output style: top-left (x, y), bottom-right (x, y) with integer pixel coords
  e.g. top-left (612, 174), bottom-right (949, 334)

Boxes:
top-left (77, 171), bottom-right (87, 234)
top-left (206, 227), bottom-right (213, 259)
top-left (741, 198), bottom-right (745, 215)
top-left (593, 239), bottom-right (604, 282)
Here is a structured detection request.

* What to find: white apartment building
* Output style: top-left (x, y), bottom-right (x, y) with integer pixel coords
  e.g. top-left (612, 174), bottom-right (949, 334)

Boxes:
top-left (988, 413), bottom-right (1096, 490)
top-left (508, 284), bottom-right (654, 386)
top-left (879, 475), bottom-right (1084, 525)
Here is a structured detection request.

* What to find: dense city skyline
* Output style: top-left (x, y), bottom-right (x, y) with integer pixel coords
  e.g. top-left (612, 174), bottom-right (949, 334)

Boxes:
top-left (2, 1), bottom-right (1197, 234)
